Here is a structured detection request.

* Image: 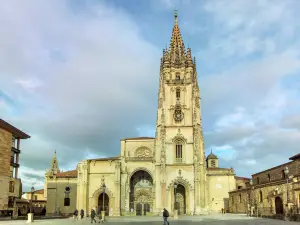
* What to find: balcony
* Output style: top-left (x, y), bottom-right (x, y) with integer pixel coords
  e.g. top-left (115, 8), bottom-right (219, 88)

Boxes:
top-left (11, 146), bottom-right (20, 153)
top-left (10, 161), bottom-right (19, 168)
top-left (175, 158), bottom-right (183, 163)
top-left (126, 156), bottom-right (153, 162)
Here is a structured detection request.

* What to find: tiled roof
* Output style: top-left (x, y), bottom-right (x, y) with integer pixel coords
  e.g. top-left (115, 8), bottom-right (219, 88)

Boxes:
top-left (0, 118), bottom-right (30, 139)
top-left (56, 170), bottom-right (77, 178)
top-left (235, 176), bottom-right (250, 180)
top-left (207, 153), bottom-right (218, 159)
top-left (121, 137), bottom-right (155, 141)
top-left (34, 189), bottom-right (44, 194)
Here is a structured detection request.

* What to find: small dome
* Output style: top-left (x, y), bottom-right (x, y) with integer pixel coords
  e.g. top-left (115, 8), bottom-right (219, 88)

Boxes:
top-left (207, 151), bottom-right (218, 160)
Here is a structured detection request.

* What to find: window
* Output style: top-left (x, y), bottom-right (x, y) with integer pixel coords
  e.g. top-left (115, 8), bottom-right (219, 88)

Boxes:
top-left (64, 198), bottom-right (70, 206)
top-left (211, 160), bottom-right (216, 168)
top-left (238, 186), bottom-right (242, 190)
top-left (256, 177), bottom-right (260, 184)
top-left (268, 174), bottom-right (271, 182)
top-left (176, 73), bottom-right (180, 80)
top-left (282, 170), bottom-right (286, 179)
top-left (239, 194), bottom-right (242, 203)
top-left (9, 181), bottom-right (14, 193)
top-left (259, 191), bottom-right (263, 202)
top-left (34, 195), bottom-right (37, 200)
top-left (176, 89), bottom-right (180, 99)
top-left (175, 144), bottom-right (182, 162)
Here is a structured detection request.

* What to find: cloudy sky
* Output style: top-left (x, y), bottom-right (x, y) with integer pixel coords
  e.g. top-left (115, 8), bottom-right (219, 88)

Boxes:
top-left (1, 0), bottom-right (300, 191)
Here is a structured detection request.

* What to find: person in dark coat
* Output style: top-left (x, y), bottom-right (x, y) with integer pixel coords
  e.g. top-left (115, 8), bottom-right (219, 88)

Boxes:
top-left (73, 209), bottom-right (78, 220)
top-left (80, 209), bottom-right (84, 219)
top-left (90, 209), bottom-right (97, 223)
top-left (163, 208), bottom-right (169, 225)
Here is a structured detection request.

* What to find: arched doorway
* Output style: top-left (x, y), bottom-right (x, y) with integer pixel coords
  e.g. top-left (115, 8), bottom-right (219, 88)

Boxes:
top-left (98, 193), bottom-right (109, 216)
top-left (129, 170), bottom-right (153, 216)
top-left (275, 197), bottom-right (283, 214)
top-left (174, 184), bottom-right (186, 215)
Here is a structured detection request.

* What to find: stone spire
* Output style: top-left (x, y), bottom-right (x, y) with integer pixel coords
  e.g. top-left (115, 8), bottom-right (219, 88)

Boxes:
top-left (50, 150), bottom-right (60, 174)
top-left (169, 10), bottom-right (186, 66)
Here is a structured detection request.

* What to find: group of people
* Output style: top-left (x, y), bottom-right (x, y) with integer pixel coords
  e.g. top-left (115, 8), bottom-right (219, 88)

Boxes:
top-left (73, 209), bottom-right (105, 223)
top-left (72, 207), bottom-right (171, 224)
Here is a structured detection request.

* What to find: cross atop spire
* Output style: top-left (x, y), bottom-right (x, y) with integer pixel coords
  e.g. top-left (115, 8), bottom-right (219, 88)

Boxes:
top-left (169, 10), bottom-right (185, 66)
top-left (174, 9), bottom-right (178, 25)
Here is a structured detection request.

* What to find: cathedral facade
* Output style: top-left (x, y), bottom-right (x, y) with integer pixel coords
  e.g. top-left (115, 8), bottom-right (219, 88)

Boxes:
top-left (45, 12), bottom-right (242, 217)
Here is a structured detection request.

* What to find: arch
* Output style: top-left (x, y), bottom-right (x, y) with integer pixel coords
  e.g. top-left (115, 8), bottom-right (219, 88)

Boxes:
top-left (129, 169), bottom-right (154, 216)
top-left (128, 167), bottom-right (154, 181)
top-left (174, 184), bottom-right (186, 215)
top-left (275, 197), bottom-right (283, 214)
top-left (91, 186), bottom-right (114, 200)
top-left (134, 147), bottom-right (152, 158)
top-left (168, 176), bottom-right (193, 190)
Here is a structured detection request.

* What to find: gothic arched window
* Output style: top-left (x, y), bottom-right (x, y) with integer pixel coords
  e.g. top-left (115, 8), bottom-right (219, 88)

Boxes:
top-left (175, 144), bottom-right (182, 162)
top-left (176, 88), bottom-right (180, 99)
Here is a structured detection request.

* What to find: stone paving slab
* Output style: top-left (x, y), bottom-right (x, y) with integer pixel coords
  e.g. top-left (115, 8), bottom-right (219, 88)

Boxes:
top-left (0, 214), bottom-right (299, 225)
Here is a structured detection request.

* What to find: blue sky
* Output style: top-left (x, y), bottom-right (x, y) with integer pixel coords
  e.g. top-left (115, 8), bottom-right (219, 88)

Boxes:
top-left (1, 0), bottom-right (300, 191)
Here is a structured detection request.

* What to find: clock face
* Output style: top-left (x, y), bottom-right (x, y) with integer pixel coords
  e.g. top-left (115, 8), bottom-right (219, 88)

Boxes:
top-left (174, 109), bottom-right (184, 122)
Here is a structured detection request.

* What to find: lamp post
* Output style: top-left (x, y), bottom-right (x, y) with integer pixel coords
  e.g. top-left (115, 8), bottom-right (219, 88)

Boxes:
top-left (27, 186), bottom-right (35, 223)
top-left (249, 179), bottom-right (253, 217)
top-left (284, 166), bottom-right (289, 221)
top-left (30, 186), bottom-right (35, 213)
top-left (174, 183), bottom-right (178, 219)
top-left (102, 184), bottom-right (106, 217)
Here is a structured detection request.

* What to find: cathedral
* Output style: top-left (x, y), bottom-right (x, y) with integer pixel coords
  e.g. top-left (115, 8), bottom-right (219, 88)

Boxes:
top-left (44, 11), bottom-right (244, 217)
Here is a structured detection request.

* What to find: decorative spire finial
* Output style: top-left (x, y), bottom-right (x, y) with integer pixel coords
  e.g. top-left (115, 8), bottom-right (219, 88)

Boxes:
top-left (174, 9), bottom-right (178, 24)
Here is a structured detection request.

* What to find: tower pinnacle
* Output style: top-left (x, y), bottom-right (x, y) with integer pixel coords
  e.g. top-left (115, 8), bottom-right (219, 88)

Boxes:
top-left (174, 9), bottom-right (178, 25)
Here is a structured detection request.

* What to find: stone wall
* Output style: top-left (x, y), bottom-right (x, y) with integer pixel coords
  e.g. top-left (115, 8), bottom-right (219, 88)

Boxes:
top-left (0, 128), bottom-right (12, 211)
top-left (252, 160), bottom-right (299, 185)
top-left (229, 158), bottom-right (300, 215)
top-left (46, 178), bottom-right (77, 216)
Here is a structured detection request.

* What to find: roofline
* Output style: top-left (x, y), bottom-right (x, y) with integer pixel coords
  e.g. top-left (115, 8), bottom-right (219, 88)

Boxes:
top-left (252, 161), bottom-right (292, 176)
top-left (87, 156), bottom-right (120, 161)
top-left (0, 118), bottom-right (30, 139)
top-left (121, 137), bottom-right (155, 141)
top-left (289, 153), bottom-right (300, 161)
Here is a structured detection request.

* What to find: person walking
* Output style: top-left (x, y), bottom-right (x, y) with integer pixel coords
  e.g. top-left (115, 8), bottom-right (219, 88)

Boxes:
top-left (80, 209), bottom-right (84, 219)
top-left (90, 209), bottom-right (97, 223)
top-left (73, 209), bottom-right (78, 221)
top-left (163, 208), bottom-right (169, 225)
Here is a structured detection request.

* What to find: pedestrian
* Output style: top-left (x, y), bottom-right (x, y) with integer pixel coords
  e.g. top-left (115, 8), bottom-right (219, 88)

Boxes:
top-left (90, 209), bottom-right (97, 223)
top-left (73, 209), bottom-right (78, 221)
top-left (221, 208), bottom-right (224, 214)
top-left (162, 208), bottom-right (169, 225)
top-left (80, 209), bottom-right (84, 219)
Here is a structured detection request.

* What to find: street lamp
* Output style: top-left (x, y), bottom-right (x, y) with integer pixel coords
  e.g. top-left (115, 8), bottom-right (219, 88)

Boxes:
top-left (174, 183), bottom-right (178, 210)
top-left (284, 166), bottom-right (289, 221)
top-left (249, 179), bottom-right (253, 217)
top-left (30, 186), bottom-right (35, 213)
top-left (102, 184), bottom-right (106, 215)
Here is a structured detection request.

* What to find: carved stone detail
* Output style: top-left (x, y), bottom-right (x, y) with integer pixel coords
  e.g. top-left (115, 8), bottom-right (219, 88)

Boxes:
top-left (195, 97), bottom-right (200, 108)
top-left (134, 189), bottom-right (153, 202)
top-left (135, 147), bottom-right (152, 158)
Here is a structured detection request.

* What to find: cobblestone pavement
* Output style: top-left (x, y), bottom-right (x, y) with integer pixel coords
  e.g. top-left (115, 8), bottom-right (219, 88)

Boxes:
top-left (0, 214), bottom-right (298, 225)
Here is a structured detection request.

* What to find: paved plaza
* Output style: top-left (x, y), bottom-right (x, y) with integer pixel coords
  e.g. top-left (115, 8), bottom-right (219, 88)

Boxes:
top-left (0, 214), bottom-right (298, 225)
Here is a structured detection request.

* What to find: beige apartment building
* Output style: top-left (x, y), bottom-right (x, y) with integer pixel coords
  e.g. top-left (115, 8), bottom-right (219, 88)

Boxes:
top-left (229, 153), bottom-right (300, 218)
top-left (45, 11), bottom-right (248, 217)
top-left (0, 118), bottom-right (30, 216)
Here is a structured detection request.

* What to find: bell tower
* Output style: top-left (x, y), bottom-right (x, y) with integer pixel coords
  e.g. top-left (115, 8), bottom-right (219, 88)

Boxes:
top-left (154, 10), bottom-right (207, 214)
